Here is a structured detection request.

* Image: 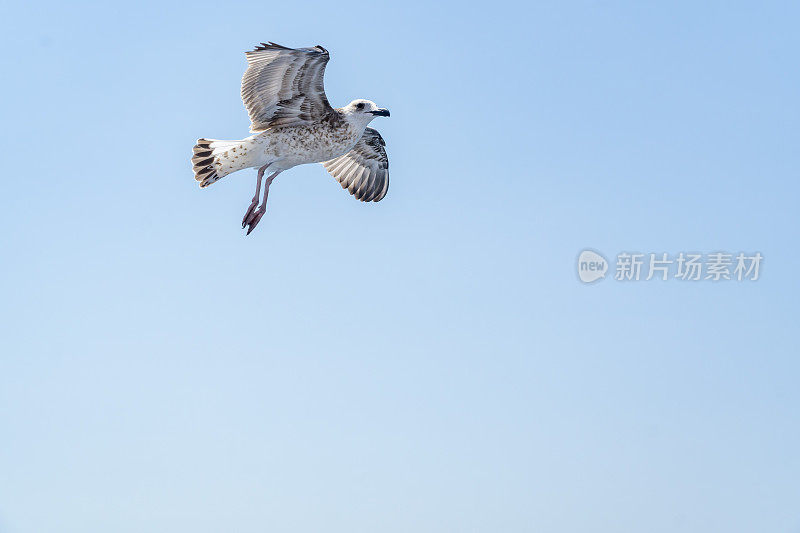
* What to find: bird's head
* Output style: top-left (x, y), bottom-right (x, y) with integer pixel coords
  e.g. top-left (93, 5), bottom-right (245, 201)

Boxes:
top-left (342, 99), bottom-right (390, 127)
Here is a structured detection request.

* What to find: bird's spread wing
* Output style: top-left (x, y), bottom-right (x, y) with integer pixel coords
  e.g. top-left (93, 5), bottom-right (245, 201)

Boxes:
top-left (323, 128), bottom-right (389, 202)
top-left (241, 42), bottom-right (335, 132)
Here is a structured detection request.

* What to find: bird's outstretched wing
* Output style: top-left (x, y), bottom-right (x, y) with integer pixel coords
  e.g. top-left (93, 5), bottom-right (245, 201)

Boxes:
top-left (241, 42), bottom-right (336, 132)
top-left (323, 128), bottom-right (389, 202)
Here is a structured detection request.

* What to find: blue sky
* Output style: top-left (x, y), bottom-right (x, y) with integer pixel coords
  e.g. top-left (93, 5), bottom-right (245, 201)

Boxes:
top-left (1, 1), bottom-right (799, 532)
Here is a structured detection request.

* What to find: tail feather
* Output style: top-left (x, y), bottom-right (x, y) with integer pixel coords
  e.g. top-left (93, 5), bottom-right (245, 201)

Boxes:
top-left (192, 138), bottom-right (241, 188)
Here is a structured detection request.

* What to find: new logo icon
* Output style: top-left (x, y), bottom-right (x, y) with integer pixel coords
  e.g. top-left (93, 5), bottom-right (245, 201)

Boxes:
top-left (577, 250), bottom-right (608, 283)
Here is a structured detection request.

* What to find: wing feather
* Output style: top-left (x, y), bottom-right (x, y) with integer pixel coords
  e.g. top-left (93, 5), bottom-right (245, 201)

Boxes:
top-left (241, 42), bottom-right (336, 132)
top-left (322, 128), bottom-right (389, 202)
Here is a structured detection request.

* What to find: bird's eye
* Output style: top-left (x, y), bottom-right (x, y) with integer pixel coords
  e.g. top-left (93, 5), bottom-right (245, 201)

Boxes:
top-left (355, 103), bottom-right (365, 110)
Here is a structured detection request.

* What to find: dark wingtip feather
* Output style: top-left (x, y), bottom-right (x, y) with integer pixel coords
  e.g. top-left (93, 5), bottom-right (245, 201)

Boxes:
top-left (250, 41), bottom-right (327, 55)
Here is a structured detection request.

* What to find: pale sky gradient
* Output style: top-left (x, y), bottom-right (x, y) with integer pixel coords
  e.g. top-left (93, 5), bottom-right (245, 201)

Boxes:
top-left (1, 2), bottom-right (799, 532)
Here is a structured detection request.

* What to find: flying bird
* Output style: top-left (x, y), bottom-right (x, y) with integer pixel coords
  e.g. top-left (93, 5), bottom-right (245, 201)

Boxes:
top-left (191, 42), bottom-right (391, 234)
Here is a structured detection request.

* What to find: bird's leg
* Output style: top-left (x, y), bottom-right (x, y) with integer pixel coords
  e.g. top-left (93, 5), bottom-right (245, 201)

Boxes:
top-left (244, 170), bottom-right (281, 235)
top-left (242, 163), bottom-right (270, 228)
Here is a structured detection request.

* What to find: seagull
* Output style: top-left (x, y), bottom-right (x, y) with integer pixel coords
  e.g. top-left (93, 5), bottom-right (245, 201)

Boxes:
top-left (191, 42), bottom-right (391, 235)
